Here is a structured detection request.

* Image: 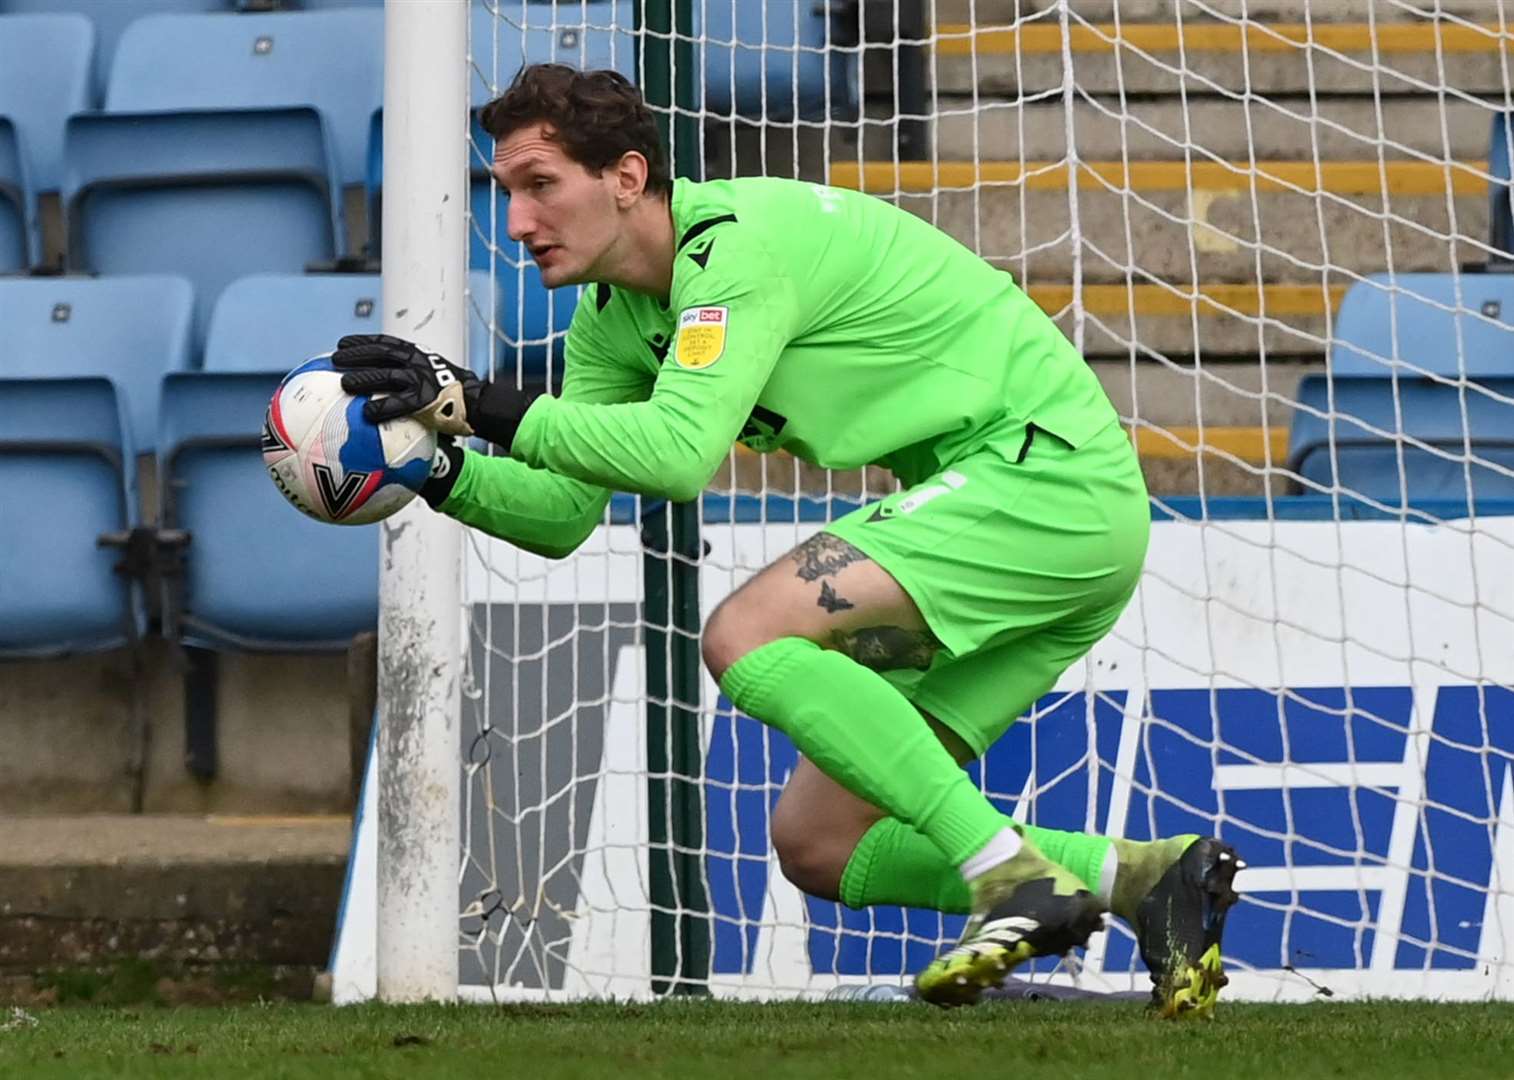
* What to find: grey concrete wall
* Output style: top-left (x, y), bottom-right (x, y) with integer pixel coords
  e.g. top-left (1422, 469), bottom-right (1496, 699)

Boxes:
top-left (0, 653), bottom-right (138, 815)
top-left (0, 644), bottom-right (352, 816)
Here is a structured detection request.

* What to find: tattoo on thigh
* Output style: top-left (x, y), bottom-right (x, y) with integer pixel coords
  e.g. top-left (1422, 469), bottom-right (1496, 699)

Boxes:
top-left (791, 533), bottom-right (868, 582)
top-left (816, 581), bottom-right (855, 613)
top-left (827, 626), bottom-right (941, 672)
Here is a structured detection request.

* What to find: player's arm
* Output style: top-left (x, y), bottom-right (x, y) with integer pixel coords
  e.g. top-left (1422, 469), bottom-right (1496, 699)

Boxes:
top-left (332, 232), bottom-right (795, 504)
top-left (422, 446), bottom-right (608, 561)
top-left (509, 239), bottom-right (797, 501)
top-left (376, 306), bottom-right (650, 560)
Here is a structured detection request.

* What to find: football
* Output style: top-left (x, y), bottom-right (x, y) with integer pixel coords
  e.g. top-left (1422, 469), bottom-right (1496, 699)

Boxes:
top-left (261, 355), bottom-right (437, 526)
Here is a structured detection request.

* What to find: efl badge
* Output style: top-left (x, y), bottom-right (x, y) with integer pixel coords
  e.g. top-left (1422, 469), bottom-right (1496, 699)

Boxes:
top-left (674, 306), bottom-right (728, 370)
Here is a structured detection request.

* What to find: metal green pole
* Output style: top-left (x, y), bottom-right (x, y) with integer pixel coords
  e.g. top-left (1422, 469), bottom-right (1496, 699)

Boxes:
top-left (639, 0), bottom-right (709, 997)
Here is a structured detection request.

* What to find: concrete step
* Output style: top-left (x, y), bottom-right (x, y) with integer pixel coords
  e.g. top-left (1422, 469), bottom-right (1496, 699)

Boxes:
top-left (829, 159), bottom-right (1489, 284)
top-left (0, 816), bottom-right (347, 986)
top-left (717, 326), bottom-right (1318, 499)
top-left (932, 20), bottom-right (1514, 95)
top-left (927, 0), bottom-right (1496, 23)
top-left (905, 96), bottom-right (1496, 163)
top-left (1030, 280), bottom-right (1343, 356)
top-left (722, 419), bottom-right (1293, 499)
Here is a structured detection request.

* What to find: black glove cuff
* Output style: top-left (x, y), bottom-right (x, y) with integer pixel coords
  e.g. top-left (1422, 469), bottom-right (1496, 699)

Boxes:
top-left (419, 438), bottom-right (465, 509)
top-left (470, 380), bottom-right (543, 451)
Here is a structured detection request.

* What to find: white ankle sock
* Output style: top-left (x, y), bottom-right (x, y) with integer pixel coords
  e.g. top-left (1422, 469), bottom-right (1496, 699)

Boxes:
top-left (1096, 844), bottom-right (1119, 905)
top-left (959, 827), bottom-right (1024, 881)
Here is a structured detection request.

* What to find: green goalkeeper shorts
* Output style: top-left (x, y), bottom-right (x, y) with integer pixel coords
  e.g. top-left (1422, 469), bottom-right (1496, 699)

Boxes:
top-left (824, 417), bottom-right (1150, 759)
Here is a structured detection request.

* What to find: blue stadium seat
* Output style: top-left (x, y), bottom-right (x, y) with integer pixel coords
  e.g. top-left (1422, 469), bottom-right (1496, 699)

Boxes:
top-left (1290, 273), bottom-right (1514, 501)
top-left (467, 1), bottom-right (636, 108)
top-left (263, 0), bottom-right (382, 7)
top-left (466, 186), bottom-right (576, 378)
top-left (1330, 273), bottom-right (1514, 378)
top-left (204, 270), bottom-right (502, 377)
top-left (2, 275), bottom-right (194, 453)
top-left (1288, 376), bottom-right (1514, 501)
top-left (107, 10), bottom-right (383, 187)
top-left (1491, 113), bottom-right (1513, 258)
top-left (694, 1), bottom-right (858, 122)
top-left (470, 1), bottom-right (632, 375)
top-left (0, 14), bottom-right (94, 193)
top-left (0, 376), bottom-right (142, 657)
top-left (157, 370), bottom-right (378, 650)
top-left (0, 116), bottom-right (35, 271)
top-left (63, 107), bottom-right (343, 344)
top-left (0, 0), bottom-right (232, 100)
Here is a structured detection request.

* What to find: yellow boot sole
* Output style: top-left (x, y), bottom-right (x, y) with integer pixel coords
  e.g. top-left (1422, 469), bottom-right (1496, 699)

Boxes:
top-left (1157, 942), bottom-right (1228, 1020)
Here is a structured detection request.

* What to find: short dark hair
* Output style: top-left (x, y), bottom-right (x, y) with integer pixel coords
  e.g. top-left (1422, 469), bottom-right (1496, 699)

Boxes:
top-left (478, 64), bottom-right (671, 198)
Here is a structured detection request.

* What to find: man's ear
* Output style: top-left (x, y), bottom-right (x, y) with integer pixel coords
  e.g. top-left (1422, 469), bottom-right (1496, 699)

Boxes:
top-left (614, 150), bottom-right (650, 208)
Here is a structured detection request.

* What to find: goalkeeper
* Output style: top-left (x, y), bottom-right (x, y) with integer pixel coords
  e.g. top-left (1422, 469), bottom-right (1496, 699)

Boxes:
top-left (335, 63), bottom-right (1241, 1014)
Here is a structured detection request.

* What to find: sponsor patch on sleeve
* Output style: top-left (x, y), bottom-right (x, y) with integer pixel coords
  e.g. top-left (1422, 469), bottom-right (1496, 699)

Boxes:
top-left (673, 306), bottom-right (728, 370)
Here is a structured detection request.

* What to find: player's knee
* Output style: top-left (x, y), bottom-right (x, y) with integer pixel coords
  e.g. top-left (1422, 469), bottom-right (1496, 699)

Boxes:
top-left (770, 804), bottom-right (844, 901)
top-left (701, 593), bottom-right (771, 682)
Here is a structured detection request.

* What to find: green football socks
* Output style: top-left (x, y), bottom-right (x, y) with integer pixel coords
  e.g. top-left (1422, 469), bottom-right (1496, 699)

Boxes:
top-left (1021, 824), bottom-right (1116, 901)
top-left (840, 817), bottom-right (972, 912)
top-left (720, 636), bottom-right (1125, 914)
top-left (840, 817), bottom-right (1117, 912)
top-left (720, 637), bottom-right (1006, 866)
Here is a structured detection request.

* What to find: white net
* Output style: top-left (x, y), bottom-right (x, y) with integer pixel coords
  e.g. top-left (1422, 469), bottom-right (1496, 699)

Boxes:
top-left (385, 0), bottom-right (1514, 1002)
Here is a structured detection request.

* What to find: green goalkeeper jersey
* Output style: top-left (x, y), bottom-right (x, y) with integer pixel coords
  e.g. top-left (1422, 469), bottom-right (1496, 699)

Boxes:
top-left (438, 176), bottom-right (1118, 557)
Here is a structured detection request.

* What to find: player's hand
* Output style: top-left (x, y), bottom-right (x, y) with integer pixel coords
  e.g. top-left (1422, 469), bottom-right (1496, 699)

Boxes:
top-left (332, 334), bottom-right (541, 451)
top-left (332, 333), bottom-right (480, 437)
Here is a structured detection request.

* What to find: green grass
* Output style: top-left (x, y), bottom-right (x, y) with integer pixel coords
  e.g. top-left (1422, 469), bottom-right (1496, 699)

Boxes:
top-left (1, 999), bottom-right (1511, 1079)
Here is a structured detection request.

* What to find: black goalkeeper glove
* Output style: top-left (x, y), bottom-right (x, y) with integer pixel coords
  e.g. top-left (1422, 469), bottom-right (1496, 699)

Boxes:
top-left (331, 333), bottom-right (539, 451)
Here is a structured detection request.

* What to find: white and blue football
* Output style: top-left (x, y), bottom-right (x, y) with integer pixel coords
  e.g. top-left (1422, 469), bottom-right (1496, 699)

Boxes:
top-left (261, 355), bottom-right (437, 526)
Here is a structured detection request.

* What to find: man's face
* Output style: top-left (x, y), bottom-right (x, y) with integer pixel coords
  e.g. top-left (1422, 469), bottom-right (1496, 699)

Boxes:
top-left (493, 122), bottom-right (624, 289)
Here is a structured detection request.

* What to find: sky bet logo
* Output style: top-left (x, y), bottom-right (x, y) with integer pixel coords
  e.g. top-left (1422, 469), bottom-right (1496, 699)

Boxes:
top-left (701, 682), bottom-right (1514, 978)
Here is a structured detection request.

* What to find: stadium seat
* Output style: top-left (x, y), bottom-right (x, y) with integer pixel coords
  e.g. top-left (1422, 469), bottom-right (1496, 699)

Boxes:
top-left (0, 0), bottom-right (231, 100)
top-left (471, 1), bottom-right (629, 374)
top-left (0, 116), bottom-right (35, 271)
top-left (693, 1), bottom-right (859, 122)
top-left (107, 10), bottom-right (383, 187)
top-left (1288, 376), bottom-right (1514, 501)
top-left (204, 270), bottom-right (502, 377)
top-left (1491, 112), bottom-right (1513, 259)
top-left (464, 185), bottom-right (576, 378)
top-left (1288, 274), bottom-right (1514, 501)
top-left (1, 275), bottom-right (194, 453)
top-left (62, 107), bottom-right (343, 344)
top-left (1330, 273), bottom-right (1514, 378)
top-left (0, 376), bottom-right (143, 657)
top-left (0, 14), bottom-right (94, 194)
top-left (257, 0), bottom-right (382, 7)
top-left (467, 1), bottom-right (636, 108)
top-left (157, 370), bottom-right (378, 650)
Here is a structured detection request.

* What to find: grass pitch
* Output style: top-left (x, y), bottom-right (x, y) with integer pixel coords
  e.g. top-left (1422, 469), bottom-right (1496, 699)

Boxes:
top-left (1, 999), bottom-right (1510, 1079)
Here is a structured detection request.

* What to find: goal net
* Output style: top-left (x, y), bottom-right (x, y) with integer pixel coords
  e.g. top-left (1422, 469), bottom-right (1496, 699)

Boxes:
top-left (333, 0), bottom-right (1514, 1003)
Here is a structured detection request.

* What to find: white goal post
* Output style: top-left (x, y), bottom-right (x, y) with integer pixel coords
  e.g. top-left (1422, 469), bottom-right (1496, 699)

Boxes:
top-left (337, 0), bottom-right (1514, 1005)
top-left (373, 0), bottom-right (467, 1003)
